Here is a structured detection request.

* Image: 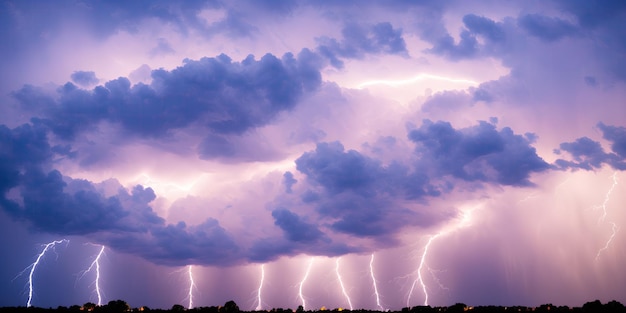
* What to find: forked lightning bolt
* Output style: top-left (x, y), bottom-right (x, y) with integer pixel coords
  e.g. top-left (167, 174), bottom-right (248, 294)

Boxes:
top-left (595, 172), bottom-right (619, 260)
top-left (299, 258), bottom-right (314, 310)
top-left (78, 245), bottom-right (105, 305)
top-left (407, 207), bottom-right (476, 306)
top-left (335, 258), bottom-right (353, 310)
top-left (187, 265), bottom-right (196, 309)
top-left (255, 264), bottom-right (265, 311)
top-left (369, 254), bottom-right (384, 311)
top-left (407, 234), bottom-right (440, 307)
top-left (18, 239), bottom-right (68, 307)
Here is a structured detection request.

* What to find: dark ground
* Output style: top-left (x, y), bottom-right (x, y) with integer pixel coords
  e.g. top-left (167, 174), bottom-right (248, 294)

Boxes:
top-left (1, 299), bottom-right (624, 313)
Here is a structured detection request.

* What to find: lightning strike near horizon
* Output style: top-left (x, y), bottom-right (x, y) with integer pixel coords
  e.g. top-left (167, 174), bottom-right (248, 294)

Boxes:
top-left (19, 239), bottom-right (68, 307)
top-left (255, 264), bottom-right (265, 311)
top-left (369, 254), bottom-right (384, 311)
top-left (406, 206), bottom-right (478, 306)
top-left (335, 258), bottom-right (353, 310)
top-left (187, 265), bottom-right (196, 309)
top-left (299, 258), bottom-right (315, 310)
top-left (595, 172), bottom-right (619, 260)
top-left (78, 245), bottom-right (105, 305)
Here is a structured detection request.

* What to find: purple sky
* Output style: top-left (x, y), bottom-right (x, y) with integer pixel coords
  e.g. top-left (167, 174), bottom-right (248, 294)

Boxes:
top-left (1, 0), bottom-right (626, 310)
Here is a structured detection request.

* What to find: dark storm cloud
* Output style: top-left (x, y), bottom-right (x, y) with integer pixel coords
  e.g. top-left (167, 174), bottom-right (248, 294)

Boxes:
top-left (294, 141), bottom-right (440, 237)
top-left (463, 14), bottom-right (506, 42)
top-left (144, 219), bottom-right (240, 266)
top-left (555, 123), bottom-right (626, 170)
top-left (425, 29), bottom-right (478, 60)
top-left (272, 208), bottom-right (326, 243)
top-left (291, 120), bottom-right (552, 238)
top-left (0, 123), bottom-right (165, 234)
top-left (316, 22), bottom-right (408, 68)
top-left (598, 123), bottom-right (626, 158)
top-left (70, 71), bottom-right (100, 87)
top-left (0, 123), bottom-right (241, 266)
top-left (13, 50), bottom-right (323, 140)
top-left (0, 0), bottom-right (216, 46)
top-left (0, 123), bottom-right (51, 194)
top-left (555, 0), bottom-right (626, 80)
top-left (422, 13), bottom-right (508, 61)
top-left (408, 120), bottom-right (552, 186)
top-left (518, 14), bottom-right (578, 42)
top-left (283, 171), bottom-right (297, 194)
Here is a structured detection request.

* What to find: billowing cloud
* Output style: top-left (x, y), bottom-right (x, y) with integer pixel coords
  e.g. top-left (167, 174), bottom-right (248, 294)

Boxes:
top-left (317, 22), bottom-right (408, 68)
top-left (1, 0), bottom-right (626, 310)
top-left (555, 123), bottom-right (626, 170)
top-left (518, 14), bottom-right (578, 42)
top-left (70, 71), bottom-right (100, 87)
top-left (13, 50), bottom-right (323, 140)
top-left (409, 120), bottom-right (551, 186)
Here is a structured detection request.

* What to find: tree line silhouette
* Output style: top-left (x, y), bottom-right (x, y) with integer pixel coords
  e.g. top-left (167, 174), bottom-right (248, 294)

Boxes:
top-left (1, 299), bottom-right (624, 313)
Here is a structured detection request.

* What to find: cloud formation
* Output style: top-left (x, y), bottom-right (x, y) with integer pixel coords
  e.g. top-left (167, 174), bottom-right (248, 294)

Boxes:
top-left (1, 0), bottom-right (626, 309)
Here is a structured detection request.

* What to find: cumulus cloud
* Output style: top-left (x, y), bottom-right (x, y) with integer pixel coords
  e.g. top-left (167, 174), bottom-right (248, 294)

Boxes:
top-left (408, 120), bottom-right (551, 186)
top-left (13, 50), bottom-right (324, 141)
top-left (316, 22), bottom-right (408, 68)
top-left (555, 123), bottom-right (626, 170)
top-left (70, 71), bottom-right (100, 87)
top-left (518, 14), bottom-right (578, 42)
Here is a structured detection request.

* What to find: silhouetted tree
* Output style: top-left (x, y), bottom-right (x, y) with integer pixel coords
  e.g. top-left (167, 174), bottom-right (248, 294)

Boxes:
top-left (171, 304), bottom-right (185, 312)
top-left (297, 305), bottom-right (305, 313)
top-left (83, 302), bottom-right (97, 311)
top-left (582, 300), bottom-right (602, 313)
top-left (605, 301), bottom-right (626, 313)
top-left (104, 300), bottom-right (131, 312)
top-left (221, 301), bottom-right (239, 313)
top-left (447, 303), bottom-right (467, 313)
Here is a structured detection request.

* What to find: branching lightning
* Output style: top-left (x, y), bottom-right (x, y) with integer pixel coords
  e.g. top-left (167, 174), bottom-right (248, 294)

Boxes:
top-left (407, 206), bottom-right (477, 306)
top-left (335, 258), bottom-right (353, 310)
top-left (187, 265), bottom-right (196, 309)
top-left (255, 264), bottom-right (265, 311)
top-left (299, 258), bottom-right (314, 310)
top-left (18, 239), bottom-right (69, 307)
top-left (369, 254), bottom-right (384, 311)
top-left (78, 245), bottom-right (105, 305)
top-left (594, 172), bottom-right (619, 260)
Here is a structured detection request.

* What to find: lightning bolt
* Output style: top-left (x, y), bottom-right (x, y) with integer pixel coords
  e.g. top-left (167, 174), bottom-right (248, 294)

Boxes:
top-left (595, 172), bottom-right (619, 260)
top-left (335, 258), bottom-right (353, 310)
top-left (255, 264), bottom-right (265, 311)
top-left (187, 265), bottom-right (196, 309)
top-left (299, 257), bottom-right (314, 310)
top-left (406, 234), bottom-right (440, 307)
top-left (78, 245), bottom-right (105, 305)
top-left (369, 254), bottom-right (384, 311)
top-left (18, 239), bottom-right (69, 307)
top-left (406, 206), bottom-right (476, 306)
top-left (356, 74), bottom-right (478, 89)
